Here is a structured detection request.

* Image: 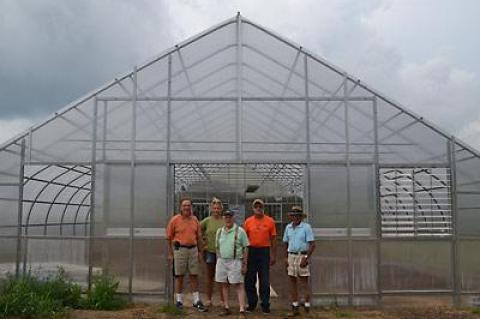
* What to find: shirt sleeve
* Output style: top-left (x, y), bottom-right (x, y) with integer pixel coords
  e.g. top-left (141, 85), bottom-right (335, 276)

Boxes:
top-left (282, 226), bottom-right (289, 243)
top-left (305, 224), bottom-right (315, 242)
top-left (240, 228), bottom-right (249, 247)
top-left (200, 217), bottom-right (207, 233)
top-left (166, 216), bottom-right (175, 240)
top-left (270, 218), bottom-right (277, 236)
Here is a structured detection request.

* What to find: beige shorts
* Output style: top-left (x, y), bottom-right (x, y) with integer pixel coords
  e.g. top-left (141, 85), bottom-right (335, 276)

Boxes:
top-left (287, 254), bottom-right (310, 277)
top-left (215, 258), bottom-right (244, 284)
top-left (174, 247), bottom-right (199, 276)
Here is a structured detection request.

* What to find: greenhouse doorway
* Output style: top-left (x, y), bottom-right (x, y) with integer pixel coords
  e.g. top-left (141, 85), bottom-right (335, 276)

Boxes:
top-left (172, 163), bottom-right (305, 306)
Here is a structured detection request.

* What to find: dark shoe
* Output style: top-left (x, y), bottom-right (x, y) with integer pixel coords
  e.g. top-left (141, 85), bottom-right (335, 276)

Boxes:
top-left (287, 305), bottom-right (300, 317)
top-left (245, 305), bottom-right (256, 312)
top-left (261, 306), bottom-right (270, 314)
top-left (193, 300), bottom-right (208, 312)
top-left (304, 305), bottom-right (310, 313)
top-left (219, 307), bottom-right (232, 316)
top-left (175, 301), bottom-right (183, 310)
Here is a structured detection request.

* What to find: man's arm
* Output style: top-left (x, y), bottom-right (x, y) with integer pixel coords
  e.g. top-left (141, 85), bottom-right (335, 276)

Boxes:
top-left (270, 235), bottom-right (277, 266)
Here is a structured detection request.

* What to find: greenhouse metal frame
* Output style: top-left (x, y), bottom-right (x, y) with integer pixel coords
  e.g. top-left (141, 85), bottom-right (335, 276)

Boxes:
top-left (1, 13), bottom-right (480, 306)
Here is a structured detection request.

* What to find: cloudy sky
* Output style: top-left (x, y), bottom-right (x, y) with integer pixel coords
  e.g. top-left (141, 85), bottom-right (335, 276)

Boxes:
top-left (1, 0), bottom-right (479, 147)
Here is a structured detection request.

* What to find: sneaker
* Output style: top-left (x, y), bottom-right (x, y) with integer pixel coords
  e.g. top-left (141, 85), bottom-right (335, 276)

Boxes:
top-left (287, 305), bottom-right (300, 317)
top-left (304, 305), bottom-right (310, 313)
top-left (245, 305), bottom-right (256, 312)
top-left (238, 311), bottom-right (246, 318)
top-left (261, 306), bottom-right (270, 314)
top-left (175, 301), bottom-right (183, 310)
top-left (193, 300), bottom-right (208, 312)
top-left (219, 307), bottom-right (232, 316)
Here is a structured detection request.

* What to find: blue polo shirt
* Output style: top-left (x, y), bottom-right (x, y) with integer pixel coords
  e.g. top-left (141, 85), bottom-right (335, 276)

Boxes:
top-left (282, 221), bottom-right (314, 253)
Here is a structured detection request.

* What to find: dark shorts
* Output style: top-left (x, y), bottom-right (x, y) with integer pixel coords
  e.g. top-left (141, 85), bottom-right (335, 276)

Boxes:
top-left (204, 251), bottom-right (217, 264)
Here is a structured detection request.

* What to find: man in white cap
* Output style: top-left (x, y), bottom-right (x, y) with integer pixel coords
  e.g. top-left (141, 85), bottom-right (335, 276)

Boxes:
top-left (283, 206), bottom-right (315, 316)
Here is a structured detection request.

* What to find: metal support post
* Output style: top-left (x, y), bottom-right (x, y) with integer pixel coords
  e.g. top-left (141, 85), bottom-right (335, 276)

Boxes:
top-left (343, 76), bottom-right (353, 306)
top-left (128, 67), bottom-right (138, 301)
top-left (88, 97), bottom-right (98, 291)
top-left (165, 53), bottom-right (173, 304)
top-left (235, 12), bottom-right (243, 161)
top-left (373, 96), bottom-right (383, 306)
top-left (15, 139), bottom-right (25, 278)
top-left (448, 138), bottom-right (460, 306)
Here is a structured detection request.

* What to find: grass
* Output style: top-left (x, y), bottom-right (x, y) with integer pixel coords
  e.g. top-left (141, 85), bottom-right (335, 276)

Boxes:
top-left (156, 304), bottom-right (185, 316)
top-left (0, 268), bottom-right (125, 318)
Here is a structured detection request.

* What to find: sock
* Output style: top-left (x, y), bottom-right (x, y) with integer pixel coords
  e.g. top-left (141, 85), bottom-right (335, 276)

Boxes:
top-left (304, 302), bottom-right (311, 307)
top-left (176, 293), bottom-right (183, 303)
top-left (292, 301), bottom-right (299, 307)
top-left (192, 291), bottom-right (200, 304)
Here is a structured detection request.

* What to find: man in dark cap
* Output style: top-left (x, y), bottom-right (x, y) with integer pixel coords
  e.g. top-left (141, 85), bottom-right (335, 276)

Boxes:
top-left (282, 206), bottom-right (315, 317)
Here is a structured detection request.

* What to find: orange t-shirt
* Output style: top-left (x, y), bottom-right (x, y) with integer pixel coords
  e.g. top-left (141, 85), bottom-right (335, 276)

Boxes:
top-left (166, 214), bottom-right (201, 246)
top-left (244, 215), bottom-right (277, 248)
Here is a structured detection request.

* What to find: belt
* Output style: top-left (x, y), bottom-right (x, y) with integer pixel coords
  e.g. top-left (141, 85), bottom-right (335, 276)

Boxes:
top-left (179, 244), bottom-right (196, 249)
top-left (289, 251), bottom-right (307, 255)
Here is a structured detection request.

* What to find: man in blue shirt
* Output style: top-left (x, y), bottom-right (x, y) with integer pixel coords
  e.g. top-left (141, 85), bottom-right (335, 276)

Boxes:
top-left (282, 206), bottom-right (315, 317)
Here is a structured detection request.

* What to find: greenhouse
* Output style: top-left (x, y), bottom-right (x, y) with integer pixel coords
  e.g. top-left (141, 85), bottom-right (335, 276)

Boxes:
top-left (1, 13), bottom-right (480, 307)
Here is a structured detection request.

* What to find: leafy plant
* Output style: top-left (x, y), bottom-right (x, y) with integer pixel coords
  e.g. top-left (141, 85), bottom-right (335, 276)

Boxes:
top-left (83, 272), bottom-right (126, 310)
top-left (156, 304), bottom-right (185, 316)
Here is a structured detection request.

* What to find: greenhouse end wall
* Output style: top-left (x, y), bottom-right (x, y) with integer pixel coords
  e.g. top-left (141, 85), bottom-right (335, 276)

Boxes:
top-left (1, 14), bottom-right (480, 306)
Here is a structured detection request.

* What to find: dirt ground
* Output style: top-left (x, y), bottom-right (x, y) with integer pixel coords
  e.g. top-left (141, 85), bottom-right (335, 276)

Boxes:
top-left (67, 304), bottom-right (480, 319)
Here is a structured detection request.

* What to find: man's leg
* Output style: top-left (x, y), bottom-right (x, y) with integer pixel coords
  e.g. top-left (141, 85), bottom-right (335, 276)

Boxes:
top-left (244, 249), bottom-right (258, 309)
top-left (205, 261), bottom-right (215, 305)
top-left (299, 276), bottom-right (311, 312)
top-left (175, 275), bottom-right (184, 306)
top-left (289, 276), bottom-right (298, 304)
top-left (258, 248), bottom-right (270, 312)
top-left (235, 283), bottom-right (246, 312)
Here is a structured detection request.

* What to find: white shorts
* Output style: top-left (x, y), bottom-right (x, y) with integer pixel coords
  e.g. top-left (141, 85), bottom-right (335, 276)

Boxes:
top-left (215, 258), bottom-right (244, 284)
top-left (287, 254), bottom-right (310, 277)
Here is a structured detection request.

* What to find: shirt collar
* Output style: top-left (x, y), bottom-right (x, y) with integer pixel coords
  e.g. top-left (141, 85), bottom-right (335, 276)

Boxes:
top-left (290, 221), bottom-right (304, 229)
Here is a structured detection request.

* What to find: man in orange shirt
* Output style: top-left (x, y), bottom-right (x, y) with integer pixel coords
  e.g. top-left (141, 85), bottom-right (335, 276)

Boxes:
top-left (243, 198), bottom-right (276, 314)
top-left (167, 198), bottom-right (207, 312)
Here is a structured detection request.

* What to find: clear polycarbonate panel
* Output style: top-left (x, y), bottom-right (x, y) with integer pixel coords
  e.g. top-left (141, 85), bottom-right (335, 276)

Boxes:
top-left (347, 101), bottom-right (375, 162)
top-left (459, 240), bottom-right (480, 291)
top-left (376, 99), bottom-right (449, 164)
top-left (96, 79), bottom-right (134, 100)
top-left (455, 144), bottom-right (480, 237)
top-left (102, 101), bottom-right (132, 161)
top-left (137, 56), bottom-right (169, 97)
top-left (242, 22), bottom-right (304, 97)
top-left (311, 241), bottom-right (349, 293)
top-left (0, 143), bottom-right (21, 182)
top-left (132, 239), bottom-right (167, 293)
top-left (95, 165), bottom-right (131, 230)
top-left (309, 102), bottom-right (346, 162)
top-left (0, 186), bottom-right (19, 236)
top-left (25, 238), bottom-right (88, 285)
top-left (242, 101), bottom-right (307, 161)
top-left (169, 101), bottom-right (236, 161)
top-left (30, 102), bottom-right (94, 163)
top-left (309, 166), bottom-right (347, 231)
top-left (381, 241), bottom-right (452, 291)
top-left (135, 101), bottom-right (167, 161)
top-left (0, 239), bottom-right (17, 278)
top-left (306, 56), bottom-right (345, 97)
top-left (352, 241), bottom-right (377, 293)
top-left (134, 165), bottom-right (167, 228)
top-left (350, 166), bottom-right (376, 235)
top-left (92, 238), bottom-right (130, 292)
top-left (171, 22), bottom-right (236, 99)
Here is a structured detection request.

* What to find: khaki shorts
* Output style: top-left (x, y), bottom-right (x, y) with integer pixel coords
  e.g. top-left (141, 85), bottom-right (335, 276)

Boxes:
top-left (287, 254), bottom-right (310, 277)
top-left (215, 258), bottom-right (244, 284)
top-left (174, 247), bottom-right (199, 276)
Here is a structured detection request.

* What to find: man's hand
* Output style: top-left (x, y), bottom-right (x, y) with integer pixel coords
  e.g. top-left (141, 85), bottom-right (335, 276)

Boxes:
top-left (269, 255), bottom-right (276, 266)
top-left (168, 253), bottom-right (174, 265)
top-left (198, 251), bottom-right (204, 263)
top-left (241, 263), bottom-right (247, 275)
top-left (284, 257), bottom-right (289, 268)
top-left (300, 256), bottom-right (309, 268)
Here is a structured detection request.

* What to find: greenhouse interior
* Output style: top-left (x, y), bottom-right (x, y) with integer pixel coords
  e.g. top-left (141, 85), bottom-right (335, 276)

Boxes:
top-left (1, 14), bottom-right (480, 307)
